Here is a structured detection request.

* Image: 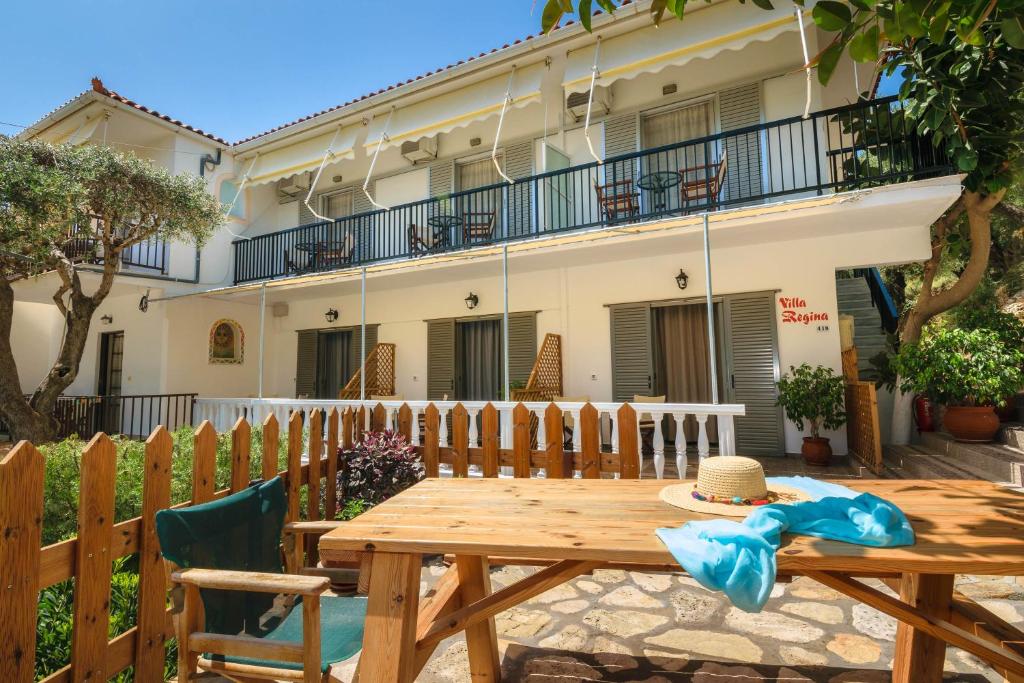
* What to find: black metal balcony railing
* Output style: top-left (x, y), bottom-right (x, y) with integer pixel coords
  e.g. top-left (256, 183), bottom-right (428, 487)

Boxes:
top-left (233, 96), bottom-right (952, 285)
top-left (0, 393), bottom-right (197, 441)
top-left (63, 217), bottom-right (168, 273)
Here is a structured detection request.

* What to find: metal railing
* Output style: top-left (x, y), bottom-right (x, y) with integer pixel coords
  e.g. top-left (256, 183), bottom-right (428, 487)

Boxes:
top-left (233, 96), bottom-right (952, 285)
top-left (23, 393), bottom-right (197, 440)
top-left (63, 217), bottom-right (168, 272)
top-left (194, 397), bottom-right (744, 479)
top-left (854, 267), bottom-right (900, 334)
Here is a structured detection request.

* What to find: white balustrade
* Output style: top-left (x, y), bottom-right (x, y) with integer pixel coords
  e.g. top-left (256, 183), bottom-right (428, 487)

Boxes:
top-left (193, 398), bottom-right (745, 479)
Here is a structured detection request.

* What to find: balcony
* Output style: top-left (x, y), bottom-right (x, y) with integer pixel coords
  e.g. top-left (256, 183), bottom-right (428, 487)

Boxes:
top-left (64, 216), bottom-right (168, 273)
top-left (232, 96), bottom-right (952, 286)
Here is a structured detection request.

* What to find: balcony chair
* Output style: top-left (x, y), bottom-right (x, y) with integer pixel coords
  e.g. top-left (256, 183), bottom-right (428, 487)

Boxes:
top-left (462, 210), bottom-right (497, 244)
top-left (593, 179), bottom-right (640, 223)
top-left (408, 223), bottom-right (442, 255)
top-left (155, 477), bottom-right (365, 683)
top-left (316, 232), bottom-right (355, 270)
top-left (679, 149), bottom-right (728, 211)
top-left (284, 248), bottom-right (314, 276)
top-left (634, 394), bottom-right (666, 456)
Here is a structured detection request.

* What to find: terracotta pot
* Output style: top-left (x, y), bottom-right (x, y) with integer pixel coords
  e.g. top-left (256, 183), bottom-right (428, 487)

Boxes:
top-left (943, 405), bottom-right (1000, 443)
top-left (801, 436), bottom-right (832, 466)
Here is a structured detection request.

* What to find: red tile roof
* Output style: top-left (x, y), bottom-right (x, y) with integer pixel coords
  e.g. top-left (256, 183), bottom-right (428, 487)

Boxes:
top-left (91, 78), bottom-right (229, 146)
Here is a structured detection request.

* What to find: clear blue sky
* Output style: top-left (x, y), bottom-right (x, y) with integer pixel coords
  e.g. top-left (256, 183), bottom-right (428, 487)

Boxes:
top-left (1, 1), bottom-right (542, 143)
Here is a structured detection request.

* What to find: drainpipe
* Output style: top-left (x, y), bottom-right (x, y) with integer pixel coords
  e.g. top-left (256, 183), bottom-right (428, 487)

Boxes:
top-left (199, 149), bottom-right (223, 177)
top-left (258, 282), bottom-right (266, 398)
top-left (502, 245), bottom-right (510, 400)
top-left (360, 267), bottom-right (367, 402)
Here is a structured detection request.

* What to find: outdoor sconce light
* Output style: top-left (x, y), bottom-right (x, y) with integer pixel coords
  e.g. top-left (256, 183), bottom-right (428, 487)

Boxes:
top-left (675, 269), bottom-right (689, 290)
top-left (325, 308), bottom-right (339, 323)
top-left (464, 292), bottom-right (479, 310)
top-left (100, 314), bottom-right (113, 324)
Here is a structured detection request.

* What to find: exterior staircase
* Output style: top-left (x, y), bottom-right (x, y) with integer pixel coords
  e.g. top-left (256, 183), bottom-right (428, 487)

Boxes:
top-left (836, 274), bottom-right (891, 379)
top-left (884, 423), bottom-right (1024, 489)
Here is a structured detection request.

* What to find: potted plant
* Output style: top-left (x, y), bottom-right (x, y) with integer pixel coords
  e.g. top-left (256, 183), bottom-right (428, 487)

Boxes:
top-left (893, 328), bottom-right (1024, 443)
top-left (776, 364), bottom-right (847, 465)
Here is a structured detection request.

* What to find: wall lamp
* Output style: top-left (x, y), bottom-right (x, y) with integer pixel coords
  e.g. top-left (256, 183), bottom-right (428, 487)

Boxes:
top-left (464, 292), bottom-right (479, 310)
top-left (675, 269), bottom-right (689, 290)
top-left (325, 308), bottom-right (339, 323)
top-left (100, 314), bottom-right (114, 324)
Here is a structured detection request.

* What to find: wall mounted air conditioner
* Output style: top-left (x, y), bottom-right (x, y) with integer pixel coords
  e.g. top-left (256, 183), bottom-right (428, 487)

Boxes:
top-left (278, 173), bottom-right (310, 197)
top-left (566, 85), bottom-right (611, 122)
top-left (401, 136), bottom-right (438, 163)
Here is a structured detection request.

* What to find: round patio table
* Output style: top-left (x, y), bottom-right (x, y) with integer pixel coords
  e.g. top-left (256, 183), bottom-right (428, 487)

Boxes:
top-left (427, 214), bottom-right (462, 248)
top-left (637, 171), bottom-right (682, 211)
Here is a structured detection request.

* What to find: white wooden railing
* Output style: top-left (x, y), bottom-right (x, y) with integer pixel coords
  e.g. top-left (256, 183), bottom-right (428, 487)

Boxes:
top-left (193, 398), bottom-right (744, 479)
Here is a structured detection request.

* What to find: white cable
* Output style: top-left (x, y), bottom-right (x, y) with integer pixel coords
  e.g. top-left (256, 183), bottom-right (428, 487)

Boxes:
top-left (584, 37), bottom-right (603, 164)
top-left (304, 125), bottom-right (343, 222)
top-left (221, 155), bottom-right (259, 240)
top-left (492, 66), bottom-right (517, 185)
top-left (852, 59), bottom-right (861, 99)
top-left (364, 108), bottom-right (394, 211)
top-left (795, 6), bottom-right (812, 119)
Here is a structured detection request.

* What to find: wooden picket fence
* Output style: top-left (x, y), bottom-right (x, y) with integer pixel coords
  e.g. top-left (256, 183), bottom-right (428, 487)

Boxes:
top-left (0, 409), bottom-right (344, 683)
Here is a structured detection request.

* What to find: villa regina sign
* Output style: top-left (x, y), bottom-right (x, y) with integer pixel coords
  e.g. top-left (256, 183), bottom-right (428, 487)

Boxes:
top-left (779, 296), bottom-right (830, 326)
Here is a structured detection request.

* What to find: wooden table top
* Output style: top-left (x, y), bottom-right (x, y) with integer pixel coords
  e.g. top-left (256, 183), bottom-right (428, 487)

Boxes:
top-left (318, 478), bottom-right (1024, 575)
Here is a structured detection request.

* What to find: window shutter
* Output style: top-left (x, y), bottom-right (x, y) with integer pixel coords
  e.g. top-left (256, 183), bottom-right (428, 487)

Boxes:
top-left (295, 330), bottom-right (318, 398)
top-left (609, 303), bottom-right (653, 402)
top-left (506, 312), bottom-right (537, 387)
top-left (429, 159), bottom-right (454, 198)
top-left (298, 195), bottom-right (316, 226)
top-left (719, 83), bottom-right (763, 205)
top-left (427, 319), bottom-right (456, 400)
top-left (723, 292), bottom-right (783, 456)
top-left (505, 140), bottom-right (534, 237)
top-left (604, 113), bottom-right (639, 189)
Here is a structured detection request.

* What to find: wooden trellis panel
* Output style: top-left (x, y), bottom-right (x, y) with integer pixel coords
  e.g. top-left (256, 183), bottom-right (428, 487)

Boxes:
top-left (512, 334), bottom-right (562, 402)
top-left (339, 343), bottom-right (396, 399)
top-left (846, 381), bottom-right (883, 474)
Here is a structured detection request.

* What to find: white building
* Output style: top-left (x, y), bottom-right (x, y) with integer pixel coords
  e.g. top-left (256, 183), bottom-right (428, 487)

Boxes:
top-left (10, 1), bottom-right (961, 458)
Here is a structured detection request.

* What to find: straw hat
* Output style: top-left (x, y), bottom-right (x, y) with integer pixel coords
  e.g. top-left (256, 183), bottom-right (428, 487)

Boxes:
top-left (660, 456), bottom-right (810, 517)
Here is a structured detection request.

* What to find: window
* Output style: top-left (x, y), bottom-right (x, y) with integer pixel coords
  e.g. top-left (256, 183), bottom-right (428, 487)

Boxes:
top-left (457, 155), bottom-right (503, 191)
top-left (322, 189), bottom-right (354, 219)
top-left (219, 180), bottom-right (245, 218)
top-left (641, 100), bottom-right (714, 148)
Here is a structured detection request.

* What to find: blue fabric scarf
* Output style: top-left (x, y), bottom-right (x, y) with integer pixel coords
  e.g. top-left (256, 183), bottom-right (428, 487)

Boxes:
top-left (655, 476), bottom-right (915, 612)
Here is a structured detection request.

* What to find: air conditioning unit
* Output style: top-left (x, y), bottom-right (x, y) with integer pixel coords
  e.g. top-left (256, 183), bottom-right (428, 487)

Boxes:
top-left (566, 85), bottom-right (612, 122)
top-left (401, 136), bottom-right (438, 163)
top-left (278, 173), bottom-right (310, 197)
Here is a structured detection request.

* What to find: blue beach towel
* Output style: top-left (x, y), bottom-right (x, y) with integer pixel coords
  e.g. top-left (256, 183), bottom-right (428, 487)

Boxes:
top-left (655, 476), bottom-right (915, 612)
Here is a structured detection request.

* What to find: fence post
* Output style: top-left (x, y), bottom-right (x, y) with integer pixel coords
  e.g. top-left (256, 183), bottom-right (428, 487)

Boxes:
top-left (481, 403), bottom-right (499, 478)
top-left (0, 442), bottom-right (45, 683)
top-left (286, 412), bottom-right (303, 572)
top-left (580, 403), bottom-right (601, 479)
top-left (342, 408), bottom-right (354, 451)
top-left (192, 421), bottom-right (217, 504)
top-left (135, 426), bottom-right (173, 681)
top-left (452, 403), bottom-right (469, 477)
top-left (326, 408), bottom-right (339, 520)
top-left (230, 417), bottom-right (251, 493)
top-left (617, 404), bottom-right (640, 479)
top-left (512, 403), bottom-right (531, 478)
top-left (397, 403), bottom-right (412, 441)
top-left (262, 413), bottom-right (280, 481)
top-left (423, 403), bottom-right (440, 478)
top-left (372, 403), bottom-right (386, 431)
top-left (308, 409), bottom-right (322, 522)
top-left (544, 403), bottom-right (570, 478)
top-left (71, 433), bottom-right (117, 681)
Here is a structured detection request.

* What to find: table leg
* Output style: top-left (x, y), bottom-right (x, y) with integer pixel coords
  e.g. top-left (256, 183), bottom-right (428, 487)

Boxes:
top-left (358, 551), bottom-right (423, 683)
top-left (456, 555), bottom-right (501, 682)
top-left (892, 572), bottom-right (954, 683)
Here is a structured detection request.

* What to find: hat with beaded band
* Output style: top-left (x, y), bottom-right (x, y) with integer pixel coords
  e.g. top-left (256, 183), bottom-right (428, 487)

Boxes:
top-left (660, 456), bottom-right (811, 517)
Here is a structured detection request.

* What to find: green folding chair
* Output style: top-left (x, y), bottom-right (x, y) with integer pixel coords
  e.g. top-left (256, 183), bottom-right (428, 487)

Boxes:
top-left (156, 477), bottom-right (366, 683)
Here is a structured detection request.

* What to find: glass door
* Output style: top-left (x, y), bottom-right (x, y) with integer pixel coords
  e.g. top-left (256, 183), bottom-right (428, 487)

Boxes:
top-left (542, 143), bottom-right (572, 231)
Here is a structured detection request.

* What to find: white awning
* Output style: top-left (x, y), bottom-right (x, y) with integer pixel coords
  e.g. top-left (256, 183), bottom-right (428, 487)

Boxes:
top-left (246, 124), bottom-right (360, 186)
top-left (563, 4), bottom-right (808, 95)
top-left (365, 62), bottom-right (545, 150)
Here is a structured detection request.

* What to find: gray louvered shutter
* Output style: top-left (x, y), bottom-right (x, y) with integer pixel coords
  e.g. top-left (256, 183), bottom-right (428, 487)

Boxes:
top-left (427, 319), bottom-right (456, 400)
top-left (610, 303), bottom-right (653, 402)
top-left (505, 141), bottom-right (534, 237)
top-left (719, 83), bottom-right (763, 205)
top-left (347, 324), bottom-right (379, 375)
top-left (295, 330), bottom-right (318, 398)
top-left (723, 292), bottom-right (783, 456)
top-left (429, 159), bottom-right (454, 198)
top-left (297, 195), bottom-right (315, 226)
top-left (350, 183), bottom-right (375, 262)
top-left (507, 312), bottom-right (537, 388)
top-left (604, 113), bottom-right (639, 189)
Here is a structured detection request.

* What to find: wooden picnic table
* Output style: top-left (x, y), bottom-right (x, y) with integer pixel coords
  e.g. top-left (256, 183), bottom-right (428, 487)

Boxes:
top-left (319, 477), bottom-right (1024, 683)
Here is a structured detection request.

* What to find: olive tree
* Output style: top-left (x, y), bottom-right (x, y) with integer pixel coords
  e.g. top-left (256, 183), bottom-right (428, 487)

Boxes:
top-left (0, 138), bottom-right (222, 443)
top-left (542, 0), bottom-right (1024, 441)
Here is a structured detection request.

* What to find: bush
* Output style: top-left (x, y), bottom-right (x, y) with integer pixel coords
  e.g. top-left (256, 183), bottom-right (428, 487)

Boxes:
top-left (893, 328), bottom-right (1024, 406)
top-left (776, 364), bottom-right (847, 439)
top-left (336, 431), bottom-right (423, 507)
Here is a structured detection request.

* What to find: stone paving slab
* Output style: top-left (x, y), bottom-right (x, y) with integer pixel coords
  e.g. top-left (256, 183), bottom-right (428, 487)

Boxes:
top-left (409, 560), bottom-right (1020, 683)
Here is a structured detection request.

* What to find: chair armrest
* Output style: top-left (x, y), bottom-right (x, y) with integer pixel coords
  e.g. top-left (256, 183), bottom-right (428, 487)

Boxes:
top-left (284, 520), bottom-right (343, 536)
top-left (171, 568), bottom-right (329, 597)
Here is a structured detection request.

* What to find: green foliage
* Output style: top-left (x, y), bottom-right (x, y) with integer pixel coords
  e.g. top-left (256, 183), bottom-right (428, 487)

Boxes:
top-left (336, 431), bottom-right (424, 507)
top-left (0, 137), bottom-right (222, 280)
top-left (776, 363), bottom-right (847, 438)
top-left (949, 278), bottom-right (1024, 348)
top-left (892, 327), bottom-right (1024, 406)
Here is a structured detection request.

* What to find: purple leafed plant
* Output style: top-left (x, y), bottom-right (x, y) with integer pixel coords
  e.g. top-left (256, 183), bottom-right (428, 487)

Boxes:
top-left (336, 430), bottom-right (424, 506)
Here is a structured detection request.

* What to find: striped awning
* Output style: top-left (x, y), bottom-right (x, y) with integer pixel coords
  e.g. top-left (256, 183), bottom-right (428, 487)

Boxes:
top-left (245, 123), bottom-right (361, 187)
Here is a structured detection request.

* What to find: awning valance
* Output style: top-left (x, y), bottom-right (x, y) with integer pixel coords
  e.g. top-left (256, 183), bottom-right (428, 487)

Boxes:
top-left (365, 62), bottom-right (545, 150)
top-left (246, 124), bottom-right (360, 186)
top-left (563, 4), bottom-right (807, 95)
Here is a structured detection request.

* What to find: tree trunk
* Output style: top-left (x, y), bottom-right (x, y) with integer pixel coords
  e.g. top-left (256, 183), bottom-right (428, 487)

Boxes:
top-left (889, 189), bottom-right (1003, 444)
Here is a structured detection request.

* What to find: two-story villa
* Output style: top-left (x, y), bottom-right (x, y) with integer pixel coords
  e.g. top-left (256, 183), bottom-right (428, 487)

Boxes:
top-left (11, 0), bottom-right (961, 458)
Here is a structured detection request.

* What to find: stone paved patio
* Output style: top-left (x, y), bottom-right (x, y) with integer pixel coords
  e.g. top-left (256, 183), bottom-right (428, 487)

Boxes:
top-left (401, 561), bottom-right (1022, 682)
